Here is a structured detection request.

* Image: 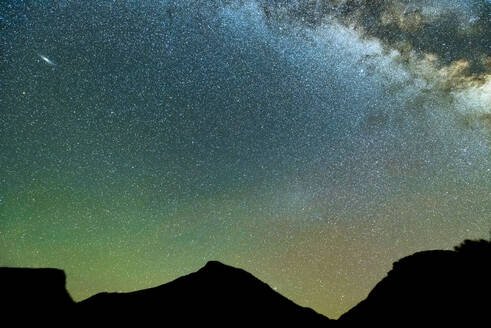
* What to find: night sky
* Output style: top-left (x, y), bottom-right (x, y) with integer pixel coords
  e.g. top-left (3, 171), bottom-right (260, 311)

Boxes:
top-left (1, 0), bottom-right (490, 318)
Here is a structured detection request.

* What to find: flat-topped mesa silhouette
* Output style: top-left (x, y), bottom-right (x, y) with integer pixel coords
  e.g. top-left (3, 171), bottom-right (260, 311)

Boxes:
top-left (78, 260), bottom-right (332, 326)
top-left (338, 239), bottom-right (491, 326)
top-left (0, 267), bottom-right (75, 325)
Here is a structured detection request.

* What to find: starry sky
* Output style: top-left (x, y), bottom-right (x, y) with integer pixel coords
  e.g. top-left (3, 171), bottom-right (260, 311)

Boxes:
top-left (1, 0), bottom-right (490, 318)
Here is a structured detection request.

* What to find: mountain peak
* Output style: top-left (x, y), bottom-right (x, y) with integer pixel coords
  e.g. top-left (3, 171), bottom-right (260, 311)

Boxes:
top-left (201, 260), bottom-right (234, 272)
top-left (77, 260), bottom-right (331, 326)
top-left (198, 260), bottom-right (253, 278)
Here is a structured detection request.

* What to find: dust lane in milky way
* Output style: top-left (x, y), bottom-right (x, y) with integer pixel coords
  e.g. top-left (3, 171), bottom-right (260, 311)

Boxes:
top-left (1, 0), bottom-right (489, 318)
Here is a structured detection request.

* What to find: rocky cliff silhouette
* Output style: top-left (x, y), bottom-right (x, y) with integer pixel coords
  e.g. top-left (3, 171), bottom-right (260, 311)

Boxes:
top-left (338, 238), bottom-right (490, 326)
top-left (0, 267), bottom-right (75, 326)
top-left (1, 238), bottom-right (489, 327)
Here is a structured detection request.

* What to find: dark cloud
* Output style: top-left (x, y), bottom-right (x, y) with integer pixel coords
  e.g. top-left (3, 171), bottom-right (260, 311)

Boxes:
top-left (255, 0), bottom-right (490, 75)
top-left (245, 0), bottom-right (490, 136)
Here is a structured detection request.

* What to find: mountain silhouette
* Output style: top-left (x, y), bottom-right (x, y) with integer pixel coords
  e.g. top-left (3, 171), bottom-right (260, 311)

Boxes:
top-left (0, 267), bottom-right (75, 326)
top-left (77, 260), bottom-right (331, 326)
top-left (338, 239), bottom-right (490, 326)
top-left (1, 238), bottom-right (489, 326)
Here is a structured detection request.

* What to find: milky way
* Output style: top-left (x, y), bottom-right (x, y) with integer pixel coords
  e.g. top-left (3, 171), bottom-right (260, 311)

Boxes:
top-left (1, 0), bottom-right (490, 318)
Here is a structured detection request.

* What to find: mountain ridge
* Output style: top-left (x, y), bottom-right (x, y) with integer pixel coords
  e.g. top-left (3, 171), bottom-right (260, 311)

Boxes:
top-left (1, 238), bottom-right (489, 327)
